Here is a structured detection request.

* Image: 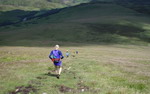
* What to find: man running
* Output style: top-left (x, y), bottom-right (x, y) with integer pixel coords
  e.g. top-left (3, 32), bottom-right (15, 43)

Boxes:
top-left (49, 45), bottom-right (64, 79)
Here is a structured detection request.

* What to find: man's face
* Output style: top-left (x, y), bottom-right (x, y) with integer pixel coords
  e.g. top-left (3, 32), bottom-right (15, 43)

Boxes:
top-left (55, 46), bottom-right (59, 50)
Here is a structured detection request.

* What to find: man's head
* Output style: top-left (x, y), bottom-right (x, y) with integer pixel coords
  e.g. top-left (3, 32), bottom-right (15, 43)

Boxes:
top-left (55, 45), bottom-right (59, 50)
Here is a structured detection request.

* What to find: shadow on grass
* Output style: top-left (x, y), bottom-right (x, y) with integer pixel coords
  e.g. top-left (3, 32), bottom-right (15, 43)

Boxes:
top-left (44, 72), bottom-right (58, 78)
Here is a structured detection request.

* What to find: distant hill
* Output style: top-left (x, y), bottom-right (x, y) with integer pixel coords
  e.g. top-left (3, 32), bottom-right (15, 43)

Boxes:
top-left (0, 0), bottom-right (150, 16)
top-left (0, 0), bottom-right (111, 26)
top-left (115, 0), bottom-right (150, 5)
top-left (0, 0), bottom-right (92, 26)
top-left (1, 0), bottom-right (150, 26)
top-left (0, 2), bottom-right (150, 46)
top-left (0, 0), bottom-right (92, 11)
top-left (114, 0), bottom-right (150, 15)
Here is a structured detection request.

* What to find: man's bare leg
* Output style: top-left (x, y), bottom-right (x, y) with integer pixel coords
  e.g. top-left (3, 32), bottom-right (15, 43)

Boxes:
top-left (56, 66), bottom-right (62, 79)
top-left (58, 67), bottom-right (62, 75)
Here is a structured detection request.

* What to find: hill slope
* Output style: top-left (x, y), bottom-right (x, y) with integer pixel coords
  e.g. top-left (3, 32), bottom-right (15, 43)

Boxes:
top-left (0, 2), bottom-right (150, 46)
top-left (115, 0), bottom-right (150, 15)
top-left (1, 0), bottom-right (150, 27)
top-left (0, 0), bottom-right (92, 27)
top-left (0, 0), bottom-right (92, 11)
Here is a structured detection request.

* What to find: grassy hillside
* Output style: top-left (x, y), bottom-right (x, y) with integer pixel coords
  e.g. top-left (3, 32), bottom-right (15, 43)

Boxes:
top-left (42, 3), bottom-right (149, 23)
top-left (0, 1), bottom-right (64, 11)
top-left (1, 0), bottom-right (150, 27)
top-left (0, 3), bottom-right (150, 46)
top-left (0, 0), bottom-right (92, 11)
top-left (0, 45), bottom-right (150, 94)
top-left (0, 0), bottom-right (92, 28)
top-left (115, 0), bottom-right (150, 15)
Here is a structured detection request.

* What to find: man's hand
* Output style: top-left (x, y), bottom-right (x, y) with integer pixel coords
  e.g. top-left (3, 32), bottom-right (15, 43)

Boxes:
top-left (61, 56), bottom-right (64, 59)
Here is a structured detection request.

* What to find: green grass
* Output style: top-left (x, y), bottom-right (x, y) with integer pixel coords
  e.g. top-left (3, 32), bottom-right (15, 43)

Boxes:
top-left (0, 45), bottom-right (150, 94)
top-left (0, 22), bottom-right (150, 46)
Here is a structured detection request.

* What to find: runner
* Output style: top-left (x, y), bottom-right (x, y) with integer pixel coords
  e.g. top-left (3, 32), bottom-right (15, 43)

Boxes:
top-left (49, 45), bottom-right (64, 79)
top-left (66, 50), bottom-right (69, 58)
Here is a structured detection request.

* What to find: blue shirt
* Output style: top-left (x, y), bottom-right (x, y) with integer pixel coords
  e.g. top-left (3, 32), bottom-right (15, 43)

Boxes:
top-left (49, 50), bottom-right (64, 59)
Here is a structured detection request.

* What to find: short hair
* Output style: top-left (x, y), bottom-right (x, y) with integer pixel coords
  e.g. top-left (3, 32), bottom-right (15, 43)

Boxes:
top-left (55, 45), bottom-right (59, 48)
